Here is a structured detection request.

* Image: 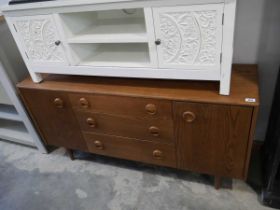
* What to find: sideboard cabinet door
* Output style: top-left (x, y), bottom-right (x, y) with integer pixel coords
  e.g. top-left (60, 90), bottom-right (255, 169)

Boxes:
top-left (8, 15), bottom-right (68, 66)
top-left (174, 102), bottom-right (253, 179)
top-left (19, 89), bottom-right (87, 151)
top-left (153, 4), bottom-right (223, 71)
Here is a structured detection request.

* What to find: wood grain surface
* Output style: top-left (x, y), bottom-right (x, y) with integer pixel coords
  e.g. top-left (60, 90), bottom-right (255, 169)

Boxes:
top-left (174, 102), bottom-right (253, 179)
top-left (20, 89), bottom-right (88, 151)
top-left (83, 132), bottom-right (177, 168)
top-left (75, 110), bottom-right (174, 144)
top-left (17, 64), bottom-right (259, 183)
top-left (17, 65), bottom-right (259, 107)
top-left (69, 93), bottom-right (173, 120)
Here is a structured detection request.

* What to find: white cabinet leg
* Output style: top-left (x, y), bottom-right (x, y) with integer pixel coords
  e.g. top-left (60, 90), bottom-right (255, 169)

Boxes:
top-left (219, 77), bottom-right (231, 95)
top-left (30, 72), bottom-right (43, 83)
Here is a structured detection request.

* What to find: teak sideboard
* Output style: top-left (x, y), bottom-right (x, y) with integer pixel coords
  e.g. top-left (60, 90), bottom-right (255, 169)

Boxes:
top-left (17, 64), bottom-right (259, 189)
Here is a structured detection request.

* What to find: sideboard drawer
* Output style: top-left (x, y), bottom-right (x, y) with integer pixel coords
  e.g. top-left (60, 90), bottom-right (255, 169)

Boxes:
top-left (69, 93), bottom-right (172, 120)
top-left (75, 111), bottom-right (174, 143)
top-left (83, 132), bottom-right (177, 168)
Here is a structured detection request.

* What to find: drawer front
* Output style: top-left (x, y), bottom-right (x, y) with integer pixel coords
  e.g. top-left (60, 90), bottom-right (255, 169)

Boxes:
top-left (84, 132), bottom-right (177, 168)
top-left (69, 93), bottom-right (172, 120)
top-left (75, 111), bottom-right (174, 143)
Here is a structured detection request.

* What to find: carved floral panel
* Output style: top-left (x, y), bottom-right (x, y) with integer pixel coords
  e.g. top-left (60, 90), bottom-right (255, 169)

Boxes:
top-left (15, 17), bottom-right (65, 63)
top-left (158, 10), bottom-right (220, 66)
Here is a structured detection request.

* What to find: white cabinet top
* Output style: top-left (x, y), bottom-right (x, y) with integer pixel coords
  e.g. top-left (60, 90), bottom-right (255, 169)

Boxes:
top-left (1, 0), bottom-right (225, 15)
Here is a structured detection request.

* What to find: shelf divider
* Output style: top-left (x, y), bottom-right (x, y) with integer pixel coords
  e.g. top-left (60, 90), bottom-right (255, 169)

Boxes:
top-left (67, 18), bottom-right (149, 44)
top-left (68, 33), bottom-right (149, 43)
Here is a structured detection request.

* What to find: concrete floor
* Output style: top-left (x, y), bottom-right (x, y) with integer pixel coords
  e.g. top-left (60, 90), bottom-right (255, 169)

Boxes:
top-left (0, 140), bottom-right (274, 210)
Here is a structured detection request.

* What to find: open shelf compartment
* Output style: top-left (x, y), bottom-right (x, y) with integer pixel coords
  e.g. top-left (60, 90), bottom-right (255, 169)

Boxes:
top-left (69, 43), bottom-right (151, 68)
top-left (0, 84), bottom-right (12, 105)
top-left (60, 8), bottom-right (148, 43)
top-left (0, 104), bottom-right (21, 121)
top-left (0, 119), bottom-right (32, 144)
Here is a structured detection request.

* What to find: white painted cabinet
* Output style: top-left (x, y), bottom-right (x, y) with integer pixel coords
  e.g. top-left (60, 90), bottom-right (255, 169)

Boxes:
top-left (10, 15), bottom-right (68, 66)
top-left (0, 17), bottom-right (46, 152)
top-left (153, 4), bottom-right (223, 71)
top-left (0, 61), bottom-right (46, 152)
top-left (1, 0), bottom-right (237, 95)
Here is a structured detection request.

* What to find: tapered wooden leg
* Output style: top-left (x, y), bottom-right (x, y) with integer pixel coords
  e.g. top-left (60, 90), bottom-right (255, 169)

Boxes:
top-left (214, 176), bottom-right (222, 189)
top-left (66, 148), bottom-right (74, 160)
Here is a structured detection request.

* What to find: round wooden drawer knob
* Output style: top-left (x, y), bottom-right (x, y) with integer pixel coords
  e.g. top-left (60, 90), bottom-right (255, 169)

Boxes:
top-left (86, 117), bottom-right (97, 128)
top-left (182, 111), bottom-right (196, 123)
top-left (153, 149), bottom-right (163, 160)
top-left (145, 104), bottom-right (157, 115)
top-left (53, 98), bottom-right (64, 108)
top-left (94, 140), bottom-right (104, 150)
top-left (79, 98), bottom-right (89, 109)
top-left (149, 126), bottom-right (160, 137)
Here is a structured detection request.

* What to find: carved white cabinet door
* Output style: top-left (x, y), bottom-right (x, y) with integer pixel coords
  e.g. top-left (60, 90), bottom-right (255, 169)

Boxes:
top-left (153, 4), bottom-right (224, 71)
top-left (8, 15), bottom-right (68, 66)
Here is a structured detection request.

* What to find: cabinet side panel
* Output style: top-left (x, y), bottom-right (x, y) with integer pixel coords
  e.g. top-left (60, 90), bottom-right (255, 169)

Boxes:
top-left (219, 0), bottom-right (237, 95)
top-left (144, 7), bottom-right (158, 68)
top-left (244, 107), bottom-right (259, 179)
top-left (19, 88), bottom-right (88, 151)
top-left (174, 102), bottom-right (253, 179)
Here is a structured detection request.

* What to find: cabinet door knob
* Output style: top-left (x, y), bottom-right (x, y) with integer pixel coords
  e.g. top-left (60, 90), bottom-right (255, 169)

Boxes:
top-left (55, 40), bottom-right (61, 46)
top-left (94, 140), bottom-right (104, 150)
top-left (79, 98), bottom-right (89, 108)
top-left (149, 126), bottom-right (160, 137)
top-left (86, 117), bottom-right (97, 128)
top-left (53, 98), bottom-right (64, 108)
top-left (145, 103), bottom-right (157, 115)
top-left (155, 39), bottom-right (161, 45)
top-left (153, 149), bottom-right (163, 160)
top-left (182, 111), bottom-right (196, 123)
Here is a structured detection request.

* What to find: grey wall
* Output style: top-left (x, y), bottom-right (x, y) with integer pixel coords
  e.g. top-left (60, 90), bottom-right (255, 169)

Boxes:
top-left (1, 0), bottom-right (280, 141)
top-left (0, 0), bottom-right (9, 14)
top-left (233, 0), bottom-right (280, 140)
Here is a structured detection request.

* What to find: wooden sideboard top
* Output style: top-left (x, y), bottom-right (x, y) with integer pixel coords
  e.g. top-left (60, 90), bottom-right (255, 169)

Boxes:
top-left (17, 64), bottom-right (259, 106)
